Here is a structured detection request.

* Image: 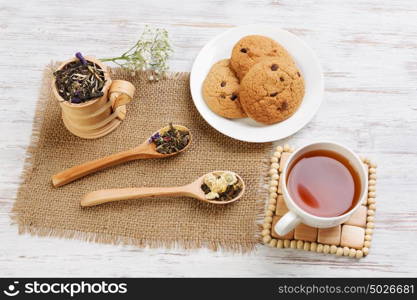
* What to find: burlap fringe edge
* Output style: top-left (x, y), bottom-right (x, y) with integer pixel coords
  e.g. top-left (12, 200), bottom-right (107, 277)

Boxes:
top-left (16, 223), bottom-right (257, 253)
top-left (10, 63), bottom-right (269, 253)
top-left (110, 66), bottom-right (190, 81)
top-left (11, 63), bottom-right (55, 221)
top-left (255, 147), bottom-right (275, 243)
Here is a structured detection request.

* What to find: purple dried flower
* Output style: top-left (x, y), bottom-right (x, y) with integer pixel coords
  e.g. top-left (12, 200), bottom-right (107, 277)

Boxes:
top-left (149, 132), bottom-right (161, 143)
top-left (75, 52), bottom-right (87, 65)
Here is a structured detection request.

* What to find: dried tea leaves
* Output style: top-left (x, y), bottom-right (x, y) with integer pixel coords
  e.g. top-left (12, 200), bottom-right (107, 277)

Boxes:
top-left (201, 172), bottom-right (243, 201)
top-left (54, 53), bottom-right (106, 104)
top-left (149, 123), bottom-right (190, 154)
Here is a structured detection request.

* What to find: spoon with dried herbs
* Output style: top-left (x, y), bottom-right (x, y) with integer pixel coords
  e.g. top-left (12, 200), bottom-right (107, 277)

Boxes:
top-left (52, 124), bottom-right (191, 187)
top-left (81, 171), bottom-right (245, 207)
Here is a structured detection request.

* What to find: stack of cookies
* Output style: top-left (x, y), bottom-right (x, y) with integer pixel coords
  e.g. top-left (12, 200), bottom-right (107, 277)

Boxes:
top-left (202, 35), bottom-right (305, 125)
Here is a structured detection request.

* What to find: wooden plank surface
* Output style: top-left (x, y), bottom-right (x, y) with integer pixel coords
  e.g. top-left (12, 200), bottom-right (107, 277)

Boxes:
top-left (0, 0), bottom-right (416, 277)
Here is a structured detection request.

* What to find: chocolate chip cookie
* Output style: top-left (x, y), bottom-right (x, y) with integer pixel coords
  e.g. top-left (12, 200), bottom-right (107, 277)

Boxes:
top-left (230, 35), bottom-right (292, 80)
top-left (239, 57), bottom-right (305, 125)
top-left (202, 59), bottom-right (246, 119)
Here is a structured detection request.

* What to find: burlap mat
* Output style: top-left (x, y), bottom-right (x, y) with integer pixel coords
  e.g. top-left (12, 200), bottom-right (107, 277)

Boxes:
top-left (11, 65), bottom-right (272, 252)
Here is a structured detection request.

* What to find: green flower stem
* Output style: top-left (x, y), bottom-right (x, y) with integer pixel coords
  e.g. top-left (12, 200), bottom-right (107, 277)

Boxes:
top-left (99, 26), bottom-right (172, 81)
top-left (100, 56), bottom-right (126, 62)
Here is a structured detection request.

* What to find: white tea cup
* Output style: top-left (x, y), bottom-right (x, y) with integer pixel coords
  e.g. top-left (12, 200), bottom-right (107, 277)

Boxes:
top-left (275, 142), bottom-right (368, 236)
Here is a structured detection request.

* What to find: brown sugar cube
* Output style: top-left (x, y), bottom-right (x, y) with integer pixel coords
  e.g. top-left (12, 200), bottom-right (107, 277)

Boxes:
top-left (294, 224), bottom-right (318, 242)
top-left (277, 175), bottom-right (284, 194)
top-left (318, 225), bottom-right (341, 246)
top-left (275, 195), bottom-right (289, 216)
top-left (344, 206), bottom-right (367, 227)
top-left (271, 216), bottom-right (294, 240)
top-left (279, 152), bottom-right (291, 172)
top-left (341, 225), bottom-right (365, 249)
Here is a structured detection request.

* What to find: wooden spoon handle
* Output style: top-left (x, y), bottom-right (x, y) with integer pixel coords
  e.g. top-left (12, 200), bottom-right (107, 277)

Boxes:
top-left (52, 149), bottom-right (137, 187)
top-left (81, 186), bottom-right (189, 207)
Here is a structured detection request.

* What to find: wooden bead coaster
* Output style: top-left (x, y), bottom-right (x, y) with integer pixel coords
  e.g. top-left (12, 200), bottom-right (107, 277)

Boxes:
top-left (261, 144), bottom-right (377, 259)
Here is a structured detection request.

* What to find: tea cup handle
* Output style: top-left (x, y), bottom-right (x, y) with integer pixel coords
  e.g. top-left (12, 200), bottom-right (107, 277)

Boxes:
top-left (274, 211), bottom-right (301, 236)
top-left (109, 80), bottom-right (136, 109)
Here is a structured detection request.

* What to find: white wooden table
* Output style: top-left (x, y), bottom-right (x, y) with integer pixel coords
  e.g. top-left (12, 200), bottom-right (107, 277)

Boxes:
top-left (1, 0), bottom-right (416, 277)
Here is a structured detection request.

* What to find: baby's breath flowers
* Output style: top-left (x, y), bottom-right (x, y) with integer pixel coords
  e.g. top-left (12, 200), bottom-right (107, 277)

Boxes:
top-left (101, 26), bottom-right (172, 81)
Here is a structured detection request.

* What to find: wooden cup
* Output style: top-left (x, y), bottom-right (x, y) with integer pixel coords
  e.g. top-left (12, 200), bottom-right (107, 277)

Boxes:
top-left (52, 56), bottom-right (135, 139)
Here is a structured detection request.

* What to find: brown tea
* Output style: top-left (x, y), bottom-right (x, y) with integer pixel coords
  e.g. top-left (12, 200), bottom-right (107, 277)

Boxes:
top-left (287, 150), bottom-right (361, 217)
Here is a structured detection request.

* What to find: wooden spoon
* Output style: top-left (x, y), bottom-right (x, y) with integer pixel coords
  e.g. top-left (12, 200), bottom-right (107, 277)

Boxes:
top-left (52, 124), bottom-right (191, 187)
top-left (81, 171), bottom-right (245, 207)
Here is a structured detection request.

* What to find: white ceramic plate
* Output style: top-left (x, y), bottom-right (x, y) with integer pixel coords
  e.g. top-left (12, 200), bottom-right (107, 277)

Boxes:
top-left (190, 24), bottom-right (324, 143)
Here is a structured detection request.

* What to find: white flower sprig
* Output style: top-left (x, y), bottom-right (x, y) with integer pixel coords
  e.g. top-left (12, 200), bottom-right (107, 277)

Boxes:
top-left (101, 26), bottom-right (172, 81)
